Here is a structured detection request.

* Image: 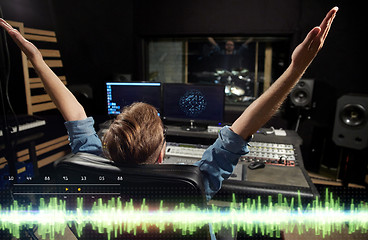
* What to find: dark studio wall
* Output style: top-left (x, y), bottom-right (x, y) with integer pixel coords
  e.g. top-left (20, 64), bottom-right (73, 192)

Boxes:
top-left (1, 0), bottom-right (55, 115)
top-left (0, 0), bottom-right (54, 29)
top-left (50, 0), bottom-right (134, 115)
top-left (134, 0), bottom-right (302, 35)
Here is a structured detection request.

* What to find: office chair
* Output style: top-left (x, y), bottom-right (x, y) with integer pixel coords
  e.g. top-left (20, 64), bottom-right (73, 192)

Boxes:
top-left (53, 152), bottom-right (209, 240)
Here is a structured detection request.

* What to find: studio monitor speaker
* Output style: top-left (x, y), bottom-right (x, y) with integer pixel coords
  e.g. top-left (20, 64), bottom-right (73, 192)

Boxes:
top-left (332, 94), bottom-right (368, 150)
top-left (290, 79), bottom-right (314, 109)
top-left (68, 84), bottom-right (93, 99)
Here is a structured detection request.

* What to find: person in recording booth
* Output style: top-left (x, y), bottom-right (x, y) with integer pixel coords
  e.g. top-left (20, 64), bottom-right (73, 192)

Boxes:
top-left (206, 37), bottom-right (254, 71)
top-left (207, 37), bottom-right (253, 56)
top-left (0, 7), bottom-right (338, 203)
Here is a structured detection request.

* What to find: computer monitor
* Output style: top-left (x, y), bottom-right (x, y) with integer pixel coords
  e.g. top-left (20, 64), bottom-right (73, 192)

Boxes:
top-left (163, 83), bottom-right (225, 130)
top-left (106, 82), bottom-right (161, 116)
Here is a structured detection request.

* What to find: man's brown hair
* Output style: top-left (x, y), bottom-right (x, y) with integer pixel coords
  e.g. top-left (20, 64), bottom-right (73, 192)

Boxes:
top-left (102, 102), bottom-right (164, 164)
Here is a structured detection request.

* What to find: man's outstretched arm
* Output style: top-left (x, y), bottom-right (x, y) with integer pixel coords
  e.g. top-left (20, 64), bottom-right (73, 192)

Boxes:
top-left (0, 19), bottom-right (87, 122)
top-left (231, 7), bottom-right (338, 140)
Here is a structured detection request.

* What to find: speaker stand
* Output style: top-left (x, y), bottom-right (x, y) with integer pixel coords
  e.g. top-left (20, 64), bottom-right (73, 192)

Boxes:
top-left (295, 114), bottom-right (302, 132)
top-left (337, 147), bottom-right (368, 187)
top-left (293, 108), bottom-right (311, 133)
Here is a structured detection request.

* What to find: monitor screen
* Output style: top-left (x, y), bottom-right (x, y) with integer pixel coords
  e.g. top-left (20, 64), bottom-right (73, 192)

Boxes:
top-left (106, 82), bottom-right (161, 115)
top-left (163, 84), bottom-right (225, 124)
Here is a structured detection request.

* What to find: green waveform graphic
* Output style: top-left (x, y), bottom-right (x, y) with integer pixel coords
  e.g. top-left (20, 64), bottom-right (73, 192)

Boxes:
top-left (0, 189), bottom-right (367, 239)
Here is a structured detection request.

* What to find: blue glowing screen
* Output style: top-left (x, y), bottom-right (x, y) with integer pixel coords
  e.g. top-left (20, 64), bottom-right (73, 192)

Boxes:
top-left (106, 82), bottom-right (161, 115)
top-left (163, 84), bottom-right (224, 122)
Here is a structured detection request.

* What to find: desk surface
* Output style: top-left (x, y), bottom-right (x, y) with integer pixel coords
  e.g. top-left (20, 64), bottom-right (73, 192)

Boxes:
top-left (167, 125), bottom-right (302, 145)
top-left (166, 125), bottom-right (317, 200)
top-left (243, 163), bottom-right (309, 188)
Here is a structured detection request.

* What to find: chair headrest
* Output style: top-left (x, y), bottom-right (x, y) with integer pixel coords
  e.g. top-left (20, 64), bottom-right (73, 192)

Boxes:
top-left (54, 152), bottom-right (206, 203)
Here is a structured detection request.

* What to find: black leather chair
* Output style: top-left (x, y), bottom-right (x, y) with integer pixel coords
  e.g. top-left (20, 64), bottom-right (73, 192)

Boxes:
top-left (54, 152), bottom-right (209, 239)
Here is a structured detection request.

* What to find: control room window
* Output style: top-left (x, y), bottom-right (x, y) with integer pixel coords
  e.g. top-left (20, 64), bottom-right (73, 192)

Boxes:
top-left (145, 37), bottom-right (290, 106)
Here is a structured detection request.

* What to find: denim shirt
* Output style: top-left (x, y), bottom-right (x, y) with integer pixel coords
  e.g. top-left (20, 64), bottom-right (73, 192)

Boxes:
top-left (64, 117), bottom-right (249, 201)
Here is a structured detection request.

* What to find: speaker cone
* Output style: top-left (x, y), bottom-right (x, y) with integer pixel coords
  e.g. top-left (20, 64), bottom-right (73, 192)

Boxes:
top-left (291, 90), bottom-right (309, 106)
top-left (339, 104), bottom-right (366, 127)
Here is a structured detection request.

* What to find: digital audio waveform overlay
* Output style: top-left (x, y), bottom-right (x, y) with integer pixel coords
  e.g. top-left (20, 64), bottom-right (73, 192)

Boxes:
top-left (0, 189), bottom-right (367, 240)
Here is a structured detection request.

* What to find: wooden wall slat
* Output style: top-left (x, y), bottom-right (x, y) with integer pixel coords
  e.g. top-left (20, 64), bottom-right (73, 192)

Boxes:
top-left (28, 60), bottom-right (63, 68)
top-left (38, 150), bottom-right (70, 168)
top-left (36, 135), bottom-right (69, 150)
top-left (24, 34), bottom-right (57, 42)
top-left (24, 27), bottom-right (56, 37)
top-left (3, 135), bottom-right (70, 169)
top-left (30, 80), bottom-right (67, 89)
top-left (32, 102), bottom-right (57, 112)
top-left (29, 76), bottom-right (66, 84)
top-left (31, 94), bottom-right (51, 104)
top-left (39, 49), bottom-right (61, 57)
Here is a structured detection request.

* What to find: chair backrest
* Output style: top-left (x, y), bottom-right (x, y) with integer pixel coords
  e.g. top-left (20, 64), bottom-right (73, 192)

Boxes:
top-left (54, 152), bottom-right (209, 239)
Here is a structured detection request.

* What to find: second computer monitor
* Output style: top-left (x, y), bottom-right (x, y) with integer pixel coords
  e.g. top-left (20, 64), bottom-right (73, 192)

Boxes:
top-left (163, 83), bottom-right (225, 126)
top-left (106, 82), bottom-right (161, 116)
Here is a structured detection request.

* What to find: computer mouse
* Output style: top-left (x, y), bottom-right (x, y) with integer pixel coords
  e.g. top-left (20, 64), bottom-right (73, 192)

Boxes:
top-left (248, 161), bottom-right (265, 170)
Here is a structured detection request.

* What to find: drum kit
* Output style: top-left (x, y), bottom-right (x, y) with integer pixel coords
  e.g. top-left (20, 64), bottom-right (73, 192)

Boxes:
top-left (213, 68), bottom-right (255, 102)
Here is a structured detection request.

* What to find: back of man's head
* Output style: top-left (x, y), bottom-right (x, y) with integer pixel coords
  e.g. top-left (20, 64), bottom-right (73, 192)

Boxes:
top-left (102, 102), bottom-right (164, 165)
